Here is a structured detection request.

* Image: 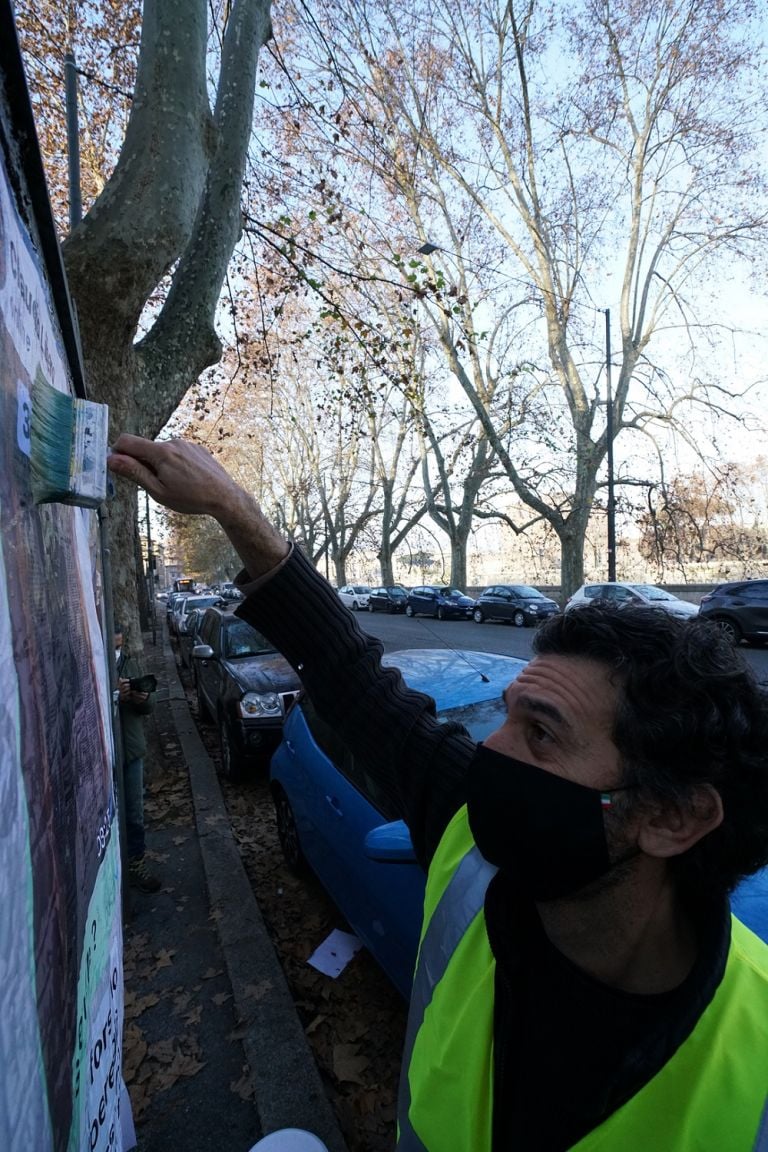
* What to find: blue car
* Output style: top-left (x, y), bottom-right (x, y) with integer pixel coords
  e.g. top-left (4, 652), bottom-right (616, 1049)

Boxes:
top-left (269, 648), bottom-right (526, 998)
top-left (732, 867), bottom-right (768, 943)
top-left (405, 585), bottom-right (476, 620)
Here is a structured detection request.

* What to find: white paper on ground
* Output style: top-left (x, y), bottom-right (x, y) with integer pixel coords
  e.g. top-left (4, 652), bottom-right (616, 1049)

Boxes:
top-left (306, 929), bottom-right (363, 978)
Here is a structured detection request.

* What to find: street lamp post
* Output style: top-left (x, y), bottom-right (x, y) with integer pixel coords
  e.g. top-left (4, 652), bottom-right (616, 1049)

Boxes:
top-left (603, 309), bottom-right (617, 582)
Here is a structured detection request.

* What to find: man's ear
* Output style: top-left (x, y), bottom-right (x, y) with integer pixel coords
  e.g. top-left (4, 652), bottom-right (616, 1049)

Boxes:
top-left (637, 785), bottom-right (724, 859)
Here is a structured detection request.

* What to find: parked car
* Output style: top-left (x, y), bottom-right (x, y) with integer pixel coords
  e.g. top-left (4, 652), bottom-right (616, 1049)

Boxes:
top-left (269, 648), bottom-right (526, 997)
top-left (566, 583), bottom-right (698, 620)
top-left (193, 606), bottom-right (302, 780)
top-left (338, 584), bottom-right (371, 611)
top-left (166, 591), bottom-right (190, 632)
top-left (367, 586), bottom-right (409, 614)
top-left (732, 866), bottom-right (768, 943)
top-left (473, 584), bottom-right (560, 627)
top-left (178, 607), bottom-right (206, 668)
top-left (219, 582), bottom-right (244, 602)
top-left (698, 579), bottom-right (768, 645)
top-left (405, 586), bottom-right (475, 620)
top-left (173, 594), bottom-right (225, 637)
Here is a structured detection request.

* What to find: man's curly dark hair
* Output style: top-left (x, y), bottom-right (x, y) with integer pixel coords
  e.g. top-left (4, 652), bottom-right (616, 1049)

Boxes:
top-left (533, 603), bottom-right (768, 897)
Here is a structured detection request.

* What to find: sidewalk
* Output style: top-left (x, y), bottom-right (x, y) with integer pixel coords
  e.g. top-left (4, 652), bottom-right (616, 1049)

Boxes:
top-left (121, 622), bottom-right (347, 1152)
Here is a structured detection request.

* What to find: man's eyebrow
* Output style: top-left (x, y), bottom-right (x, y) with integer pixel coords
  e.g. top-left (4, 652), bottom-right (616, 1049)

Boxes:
top-left (515, 693), bottom-right (573, 732)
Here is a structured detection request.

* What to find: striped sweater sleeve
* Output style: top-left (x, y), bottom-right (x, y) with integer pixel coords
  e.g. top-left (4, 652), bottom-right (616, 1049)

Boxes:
top-left (235, 546), bottom-right (476, 866)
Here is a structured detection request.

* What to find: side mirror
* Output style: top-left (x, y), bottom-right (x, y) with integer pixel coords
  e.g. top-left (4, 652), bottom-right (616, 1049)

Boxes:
top-left (364, 819), bottom-right (417, 863)
top-left (192, 644), bottom-right (214, 660)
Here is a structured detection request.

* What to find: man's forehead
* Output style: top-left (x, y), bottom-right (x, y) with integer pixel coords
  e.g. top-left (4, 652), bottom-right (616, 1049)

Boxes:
top-left (505, 654), bottom-right (618, 727)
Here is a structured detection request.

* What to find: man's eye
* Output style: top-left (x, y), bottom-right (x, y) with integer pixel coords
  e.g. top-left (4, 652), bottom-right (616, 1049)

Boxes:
top-left (530, 722), bottom-right (554, 744)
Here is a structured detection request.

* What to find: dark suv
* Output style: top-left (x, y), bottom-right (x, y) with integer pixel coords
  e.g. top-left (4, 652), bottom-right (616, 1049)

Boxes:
top-left (473, 584), bottom-right (559, 627)
top-left (192, 607), bottom-right (302, 779)
top-left (405, 586), bottom-right (475, 620)
top-left (698, 580), bottom-right (768, 645)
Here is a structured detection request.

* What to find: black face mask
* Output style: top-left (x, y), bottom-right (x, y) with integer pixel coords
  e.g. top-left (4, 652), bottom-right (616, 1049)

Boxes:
top-left (466, 743), bottom-right (630, 902)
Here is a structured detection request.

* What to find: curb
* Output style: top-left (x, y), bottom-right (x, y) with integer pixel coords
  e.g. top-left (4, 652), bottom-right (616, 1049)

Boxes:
top-left (155, 626), bottom-right (348, 1152)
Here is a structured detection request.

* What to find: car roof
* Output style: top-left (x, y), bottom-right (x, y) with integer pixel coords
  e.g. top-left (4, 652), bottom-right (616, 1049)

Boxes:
top-left (382, 648), bottom-right (526, 712)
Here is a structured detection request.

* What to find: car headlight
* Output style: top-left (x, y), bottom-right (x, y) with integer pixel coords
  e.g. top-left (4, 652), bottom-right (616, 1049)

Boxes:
top-left (527, 603), bottom-right (538, 611)
top-left (238, 692), bottom-right (282, 718)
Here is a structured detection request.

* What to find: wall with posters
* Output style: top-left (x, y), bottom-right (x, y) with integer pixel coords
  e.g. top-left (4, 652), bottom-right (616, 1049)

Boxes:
top-left (0, 94), bottom-right (128, 1152)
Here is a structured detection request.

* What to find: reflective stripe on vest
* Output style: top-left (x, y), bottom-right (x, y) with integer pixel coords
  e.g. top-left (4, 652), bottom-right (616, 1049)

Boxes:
top-left (397, 844), bottom-right (497, 1151)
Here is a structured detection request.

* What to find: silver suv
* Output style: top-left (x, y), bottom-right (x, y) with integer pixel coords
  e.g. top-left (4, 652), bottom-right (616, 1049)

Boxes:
top-left (566, 583), bottom-right (698, 619)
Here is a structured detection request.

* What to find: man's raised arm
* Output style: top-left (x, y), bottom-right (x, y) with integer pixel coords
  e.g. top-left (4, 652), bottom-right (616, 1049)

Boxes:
top-left (108, 435), bottom-right (289, 579)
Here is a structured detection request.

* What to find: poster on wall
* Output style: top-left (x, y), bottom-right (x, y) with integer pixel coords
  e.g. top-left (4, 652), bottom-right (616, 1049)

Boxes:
top-left (0, 138), bottom-right (126, 1151)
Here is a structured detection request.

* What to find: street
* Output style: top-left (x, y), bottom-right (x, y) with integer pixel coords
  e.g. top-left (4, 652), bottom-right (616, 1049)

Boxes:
top-left (356, 611), bottom-right (768, 683)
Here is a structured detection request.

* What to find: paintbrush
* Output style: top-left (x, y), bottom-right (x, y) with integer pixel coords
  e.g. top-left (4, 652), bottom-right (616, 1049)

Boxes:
top-left (29, 369), bottom-right (109, 507)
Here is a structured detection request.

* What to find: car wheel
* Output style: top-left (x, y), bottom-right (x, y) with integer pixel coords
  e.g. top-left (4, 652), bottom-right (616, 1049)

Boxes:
top-left (473, 608), bottom-right (485, 624)
top-left (513, 610), bottom-right (526, 628)
top-left (368, 603), bottom-right (375, 612)
top-left (351, 600), bottom-right (359, 611)
top-left (713, 616), bottom-right (742, 645)
top-left (272, 785), bottom-right (306, 873)
top-left (218, 715), bottom-right (246, 783)
top-left (437, 606), bottom-right (446, 620)
top-left (405, 604), bottom-right (415, 617)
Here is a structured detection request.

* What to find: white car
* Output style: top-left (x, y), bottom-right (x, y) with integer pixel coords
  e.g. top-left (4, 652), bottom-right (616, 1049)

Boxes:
top-left (172, 593), bottom-right (225, 635)
top-left (565, 582), bottom-right (698, 619)
top-left (337, 584), bottom-right (371, 611)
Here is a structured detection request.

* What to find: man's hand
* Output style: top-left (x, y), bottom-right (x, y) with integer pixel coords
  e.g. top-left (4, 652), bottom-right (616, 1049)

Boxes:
top-left (108, 435), bottom-right (240, 517)
top-left (108, 434), bottom-right (290, 579)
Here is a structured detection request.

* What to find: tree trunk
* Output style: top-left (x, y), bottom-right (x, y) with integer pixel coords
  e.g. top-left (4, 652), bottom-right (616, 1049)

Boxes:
top-left (450, 540), bottom-right (467, 589)
top-left (378, 541), bottom-right (395, 585)
top-left (60, 0), bottom-right (273, 649)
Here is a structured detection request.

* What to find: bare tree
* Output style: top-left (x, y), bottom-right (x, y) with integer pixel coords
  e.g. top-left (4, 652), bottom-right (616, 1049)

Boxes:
top-left (638, 462), bottom-right (768, 580)
top-left (267, 0), bottom-right (768, 596)
top-left (17, 0), bottom-right (273, 640)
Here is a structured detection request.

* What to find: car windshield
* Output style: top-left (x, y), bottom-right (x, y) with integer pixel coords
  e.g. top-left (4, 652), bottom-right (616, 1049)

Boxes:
top-left (223, 620), bottom-right (276, 658)
top-left (438, 697), bottom-right (507, 743)
top-left (387, 587), bottom-right (407, 597)
top-left (630, 585), bottom-right (674, 601)
top-left (351, 586), bottom-right (369, 594)
top-left (512, 586), bottom-right (544, 599)
top-left (441, 588), bottom-right (465, 599)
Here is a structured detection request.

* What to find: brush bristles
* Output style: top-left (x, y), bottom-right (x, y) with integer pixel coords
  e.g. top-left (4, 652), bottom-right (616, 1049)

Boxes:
top-left (30, 372), bottom-right (109, 507)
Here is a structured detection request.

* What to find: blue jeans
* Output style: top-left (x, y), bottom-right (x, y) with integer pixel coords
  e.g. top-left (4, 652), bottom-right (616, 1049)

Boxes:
top-left (124, 757), bottom-right (145, 860)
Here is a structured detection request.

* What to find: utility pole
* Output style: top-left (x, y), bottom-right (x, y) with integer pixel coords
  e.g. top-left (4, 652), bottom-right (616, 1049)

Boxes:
top-left (604, 309), bottom-right (617, 582)
top-left (64, 52), bottom-right (82, 230)
top-left (145, 490), bottom-right (157, 646)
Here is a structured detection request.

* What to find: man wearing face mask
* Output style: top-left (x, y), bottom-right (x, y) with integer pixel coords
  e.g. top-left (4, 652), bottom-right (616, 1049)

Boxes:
top-left (107, 436), bottom-right (768, 1152)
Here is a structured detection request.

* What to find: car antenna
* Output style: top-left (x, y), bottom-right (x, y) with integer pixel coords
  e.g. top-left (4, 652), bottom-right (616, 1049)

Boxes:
top-left (407, 617), bottom-right (491, 682)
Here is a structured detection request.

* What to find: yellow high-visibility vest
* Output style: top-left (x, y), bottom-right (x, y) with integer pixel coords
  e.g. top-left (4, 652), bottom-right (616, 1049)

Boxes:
top-left (397, 805), bottom-right (768, 1151)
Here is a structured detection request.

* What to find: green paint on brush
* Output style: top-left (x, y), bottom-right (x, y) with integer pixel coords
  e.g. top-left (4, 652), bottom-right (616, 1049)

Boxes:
top-left (30, 370), bottom-right (109, 507)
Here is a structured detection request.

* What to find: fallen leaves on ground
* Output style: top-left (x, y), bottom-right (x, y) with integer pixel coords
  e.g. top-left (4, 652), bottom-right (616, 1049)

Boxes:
top-left (218, 731), bottom-right (406, 1152)
top-left (126, 646), bottom-right (406, 1152)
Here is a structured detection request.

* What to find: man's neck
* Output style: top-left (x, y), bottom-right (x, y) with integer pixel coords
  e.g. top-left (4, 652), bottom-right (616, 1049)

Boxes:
top-left (536, 860), bottom-right (698, 994)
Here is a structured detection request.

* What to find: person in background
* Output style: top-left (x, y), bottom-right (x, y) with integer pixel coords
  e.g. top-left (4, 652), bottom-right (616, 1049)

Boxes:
top-left (107, 436), bottom-right (768, 1151)
top-left (114, 624), bottom-right (161, 893)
